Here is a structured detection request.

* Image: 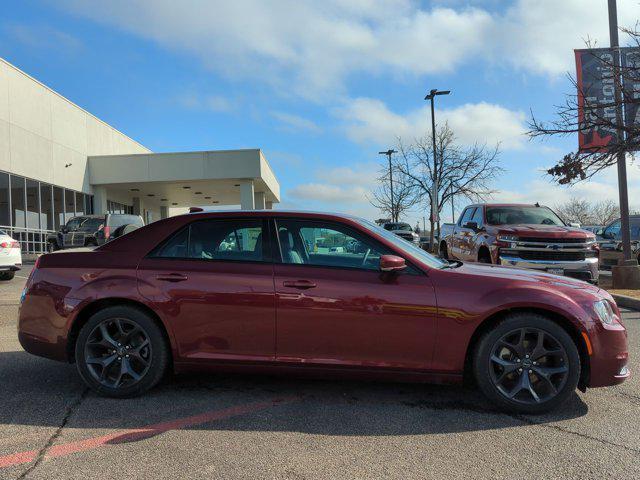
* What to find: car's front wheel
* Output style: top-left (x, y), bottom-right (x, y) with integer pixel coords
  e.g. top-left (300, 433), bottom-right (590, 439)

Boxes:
top-left (75, 306), bottom-right (169, 397)
top-left (473, 312), bottom-right (580, 414)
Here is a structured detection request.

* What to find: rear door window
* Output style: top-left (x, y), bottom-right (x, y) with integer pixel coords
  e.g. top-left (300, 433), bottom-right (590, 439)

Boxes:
top-left (151, 219), bottom-right (266, 263)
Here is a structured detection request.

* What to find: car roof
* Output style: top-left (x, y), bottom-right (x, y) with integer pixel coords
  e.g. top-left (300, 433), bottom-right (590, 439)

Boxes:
top-left (184, 209), bottom-right (367, 222)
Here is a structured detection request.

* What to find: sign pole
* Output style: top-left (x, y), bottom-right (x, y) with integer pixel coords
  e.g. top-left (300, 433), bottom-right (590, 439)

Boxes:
top-left (608, 0), bottom-right (633, 262)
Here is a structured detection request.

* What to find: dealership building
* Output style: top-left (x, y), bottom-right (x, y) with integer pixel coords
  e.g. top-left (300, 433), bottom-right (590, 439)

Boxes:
top-left (0, 58), bottom-right (280, 254)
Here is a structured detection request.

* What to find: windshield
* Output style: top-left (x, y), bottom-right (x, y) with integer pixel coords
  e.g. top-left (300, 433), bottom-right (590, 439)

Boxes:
top-left (485, 206), bottom-right (565, 226)
top-left (384, 223), bottom-right (412, 231)
top-left (356, 218), bottom-right (447, 269)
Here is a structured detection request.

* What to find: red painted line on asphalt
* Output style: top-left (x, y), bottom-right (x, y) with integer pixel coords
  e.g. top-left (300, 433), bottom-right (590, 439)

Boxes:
top-left (0, 396), bottom-right (296, 469)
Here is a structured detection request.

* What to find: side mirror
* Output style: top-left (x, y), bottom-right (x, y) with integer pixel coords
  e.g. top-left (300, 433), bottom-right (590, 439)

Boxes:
top-left (380, 255), bottom-right (406, 272)
top-left (463, 221), bottom-right (479, 231)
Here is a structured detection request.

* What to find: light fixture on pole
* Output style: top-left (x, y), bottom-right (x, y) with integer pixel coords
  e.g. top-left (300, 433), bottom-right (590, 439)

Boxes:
top-left (379, 149), bottom-right (397, 222)
top-left (424, 88), bottom-right (450, 250)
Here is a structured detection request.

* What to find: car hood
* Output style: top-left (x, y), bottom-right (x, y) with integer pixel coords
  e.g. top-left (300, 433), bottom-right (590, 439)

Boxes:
top-left (493, 224), bottom-right (591, 239)
top-left (454, 261), bottom-right (601, 294)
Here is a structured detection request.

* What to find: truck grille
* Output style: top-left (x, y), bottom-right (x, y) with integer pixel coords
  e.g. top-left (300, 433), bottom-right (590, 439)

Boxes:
top-left (514, 251), bottom-right (586, 261)
top-left (514, 237), bottom-right (586, 244)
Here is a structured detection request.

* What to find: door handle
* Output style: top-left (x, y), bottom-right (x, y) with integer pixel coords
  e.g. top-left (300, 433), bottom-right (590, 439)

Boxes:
top-left (283, 280), bottom-right (317, 289)
top-left (156, 273), bottom-right (188, 282)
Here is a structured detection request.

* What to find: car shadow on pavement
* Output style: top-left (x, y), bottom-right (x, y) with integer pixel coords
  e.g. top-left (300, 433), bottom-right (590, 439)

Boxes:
top-left (0, 350), bottom-right (589, 439)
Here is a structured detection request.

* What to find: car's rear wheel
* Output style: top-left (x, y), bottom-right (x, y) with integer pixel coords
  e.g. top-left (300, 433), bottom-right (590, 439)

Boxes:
top-left (0, 271), bottom-right (15, 281)
top-left (473, 312), bottom-right (580, 413)
top-left (75, 306), bottom-right (169, 397)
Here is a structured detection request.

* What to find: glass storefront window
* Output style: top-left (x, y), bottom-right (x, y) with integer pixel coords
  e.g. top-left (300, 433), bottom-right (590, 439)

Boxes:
top-left (53, 187), bottom-right (64, 229)
top-left (26, 179), bottom-right (40, 229)
top-left (85, 195), bottom-right (93, 215)
top-left (0, 173), bottom-right (9, 226)
top-left (11, 175), bottom-right (25, 228)
top-left (75, 192), bottom-right (85, 216)
top-left (40, 184), bottom-right (53, 230)
top-left (65, 189), bottom-right (75, 222)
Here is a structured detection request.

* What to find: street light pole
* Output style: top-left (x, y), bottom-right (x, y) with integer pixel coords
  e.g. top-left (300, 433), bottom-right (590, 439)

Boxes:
top-left (379, 149), bottom-right (397, 222)
top-left (424, 88), bottom-right (450, 250)
top-left (608, 0), bottom-right (634, 263)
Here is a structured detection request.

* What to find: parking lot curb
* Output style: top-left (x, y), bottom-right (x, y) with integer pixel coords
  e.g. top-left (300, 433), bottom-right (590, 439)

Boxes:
top-left (612, 294), bottom-right (640, 311)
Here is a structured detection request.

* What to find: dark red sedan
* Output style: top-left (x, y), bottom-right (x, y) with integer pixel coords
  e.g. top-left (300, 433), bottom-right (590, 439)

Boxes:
top-left (18, 210), bottom-right (629, 413)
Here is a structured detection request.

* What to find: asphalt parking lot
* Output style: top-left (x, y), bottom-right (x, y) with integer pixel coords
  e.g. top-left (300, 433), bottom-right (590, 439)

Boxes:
top-left (0, 266), bottom-right (639, 479)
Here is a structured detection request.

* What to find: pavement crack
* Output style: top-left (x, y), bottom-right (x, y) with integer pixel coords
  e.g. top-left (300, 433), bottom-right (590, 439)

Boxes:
top-left (16, 387), bottom-right (89, 480)
top-left (510, 414), bottom-right (640, 455)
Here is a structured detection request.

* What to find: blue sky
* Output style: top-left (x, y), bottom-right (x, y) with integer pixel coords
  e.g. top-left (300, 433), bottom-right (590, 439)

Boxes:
top-left (2, 0), bottom-right (639, 226)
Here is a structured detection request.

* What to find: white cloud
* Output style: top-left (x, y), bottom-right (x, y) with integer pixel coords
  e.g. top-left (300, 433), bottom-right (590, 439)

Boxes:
top-left (54, 1), bottom-right (640, 99)
top-left (4, 23), bottom-right (83, 54)
top-left (491, 157), bottom-right (640, 210)
top-left (271, 111), bottom-right (322, 133)
top-left (288, 183), bottom-right (369, 203)
top-left (178, 93), bottom-right (234, 113)
top-left (337, 97), bottom-right (526, 149)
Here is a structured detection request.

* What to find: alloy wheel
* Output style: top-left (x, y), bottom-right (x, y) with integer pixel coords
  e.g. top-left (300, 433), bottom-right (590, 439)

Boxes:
top-left (83, 318), bottom-right (152, 389)
top-left (488, 327), bottom-right (569, 405)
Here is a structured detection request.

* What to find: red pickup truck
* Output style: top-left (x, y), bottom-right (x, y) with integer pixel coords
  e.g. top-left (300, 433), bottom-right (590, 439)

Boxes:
top-left (439, 203), bottom-right (600, 284)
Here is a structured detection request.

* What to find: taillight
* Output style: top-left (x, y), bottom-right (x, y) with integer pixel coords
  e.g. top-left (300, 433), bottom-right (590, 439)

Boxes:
top-left (0, 241), bottom-right (19, 249)
top-left (10, 240), bottom-right (19, 249)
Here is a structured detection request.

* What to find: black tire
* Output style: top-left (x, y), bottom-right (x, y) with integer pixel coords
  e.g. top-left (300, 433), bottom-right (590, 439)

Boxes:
top-left (75, 306), bottom-right (169, 398)
top-left (439, 242), bottom-right (449, 260)
top-left (0, 271), bottom-right (15, 281)
top-left (85, 239), bottom-right (98, 247)
top-left (473, 312), bottom-right (580, 414)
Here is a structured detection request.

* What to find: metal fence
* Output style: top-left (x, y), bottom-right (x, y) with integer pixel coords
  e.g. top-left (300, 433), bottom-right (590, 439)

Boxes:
top-left (0, 226), bottom-right (56, 255)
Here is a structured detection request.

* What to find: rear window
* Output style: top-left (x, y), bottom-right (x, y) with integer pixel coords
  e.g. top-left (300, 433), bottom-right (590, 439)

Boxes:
top-left (151, 218), bottom-right (265, 262)
top-left (108, 215), bottom-right (144, 227)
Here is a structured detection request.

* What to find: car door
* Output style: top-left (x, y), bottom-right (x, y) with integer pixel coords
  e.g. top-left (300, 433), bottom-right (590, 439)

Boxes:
top-left (137, 217), bottom-right (276, 362)
top-left (451, 207), bottom-right (474, 260)
top-left (272, 218), bottom-right (438, 370)
top-left (465, 206), bottom-right (485, 261)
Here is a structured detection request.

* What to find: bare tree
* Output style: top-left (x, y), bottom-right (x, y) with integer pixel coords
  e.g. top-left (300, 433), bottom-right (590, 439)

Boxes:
top-left (394, 123), bottom-right (503, 250)
top-left (369, 162), bottom-right (419, 223)
top-left (592, 199), bottom-right (620, 225)
top-left (555, 197), bottom-right (593, 224)
top-left (528, 26), bottom-right (640, 184)
top-left (555, 197), bottom-right (620, 225)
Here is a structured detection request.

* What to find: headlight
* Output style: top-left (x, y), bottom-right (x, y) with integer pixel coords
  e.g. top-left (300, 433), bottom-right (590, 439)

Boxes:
top-left (497, 234), bottom-right (518, 242)
top-left (593, 299), bottom-right (616, 325)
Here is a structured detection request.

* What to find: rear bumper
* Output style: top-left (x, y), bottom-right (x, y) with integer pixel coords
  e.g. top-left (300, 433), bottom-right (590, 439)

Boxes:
top-left (0, 264), bottom-right (21, 271)
top-left (499, 256), bottom-right (599, 282)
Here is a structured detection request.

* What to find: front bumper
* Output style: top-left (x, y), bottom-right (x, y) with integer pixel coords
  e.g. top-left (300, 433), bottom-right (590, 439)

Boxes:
top-left (499, 255), bottom-right (599, 282)
top-left (585, 319), bottom-right (629, 388)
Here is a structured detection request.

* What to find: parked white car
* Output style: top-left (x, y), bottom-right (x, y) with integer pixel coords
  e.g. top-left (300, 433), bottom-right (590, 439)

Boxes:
top-left (0, 230), bottom-right (22, 281)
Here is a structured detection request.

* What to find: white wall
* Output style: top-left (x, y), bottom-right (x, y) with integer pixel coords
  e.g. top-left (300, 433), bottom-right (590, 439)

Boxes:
top-left (0, 58), bottom-right (150, 194)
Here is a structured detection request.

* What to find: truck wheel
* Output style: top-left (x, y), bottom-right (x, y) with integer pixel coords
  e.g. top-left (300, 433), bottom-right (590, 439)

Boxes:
top-left (473, 312), bottom-right (580, 414)
top-left (439, 242), bottom-right (449, 260)
top-left (75, 306), bottom-right (170, 398)
top-left (0, 271), bottom-right (15, 281)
